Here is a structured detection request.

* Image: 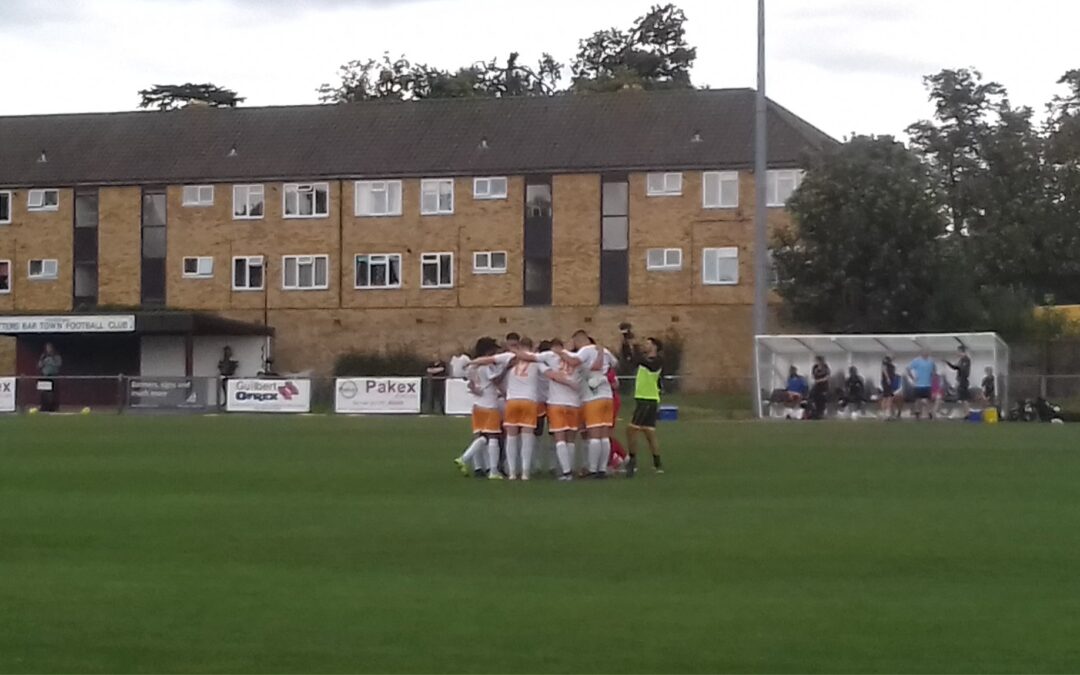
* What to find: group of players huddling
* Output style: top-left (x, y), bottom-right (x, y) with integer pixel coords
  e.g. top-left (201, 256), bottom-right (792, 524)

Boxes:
top-left (453, 328), bottom-right (664, 481)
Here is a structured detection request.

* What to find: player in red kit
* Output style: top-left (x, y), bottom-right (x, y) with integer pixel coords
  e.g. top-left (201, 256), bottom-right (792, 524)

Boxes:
top-left (606, 361), bottom-right (629, 472)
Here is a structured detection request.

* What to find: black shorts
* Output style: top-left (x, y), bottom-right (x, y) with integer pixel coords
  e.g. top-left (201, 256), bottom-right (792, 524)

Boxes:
top-left (630, 399), bottom-right (659, 429)
top-left (957, 381), bottom-right (971, 401)
top-left (914, 387), bottom-right (932, 400)
top-left (533, 413), bottom-right (546, 437)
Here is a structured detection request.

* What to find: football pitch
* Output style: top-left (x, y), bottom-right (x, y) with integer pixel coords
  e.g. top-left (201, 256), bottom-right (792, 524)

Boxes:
top-left (2, 415), bottom-right (1080, 674)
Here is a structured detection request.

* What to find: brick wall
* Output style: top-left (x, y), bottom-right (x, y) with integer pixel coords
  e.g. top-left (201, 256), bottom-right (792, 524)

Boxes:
top-left (0, 188), bottom-right (73, 312)
top-left (98, 186), bottom-right (142, 307)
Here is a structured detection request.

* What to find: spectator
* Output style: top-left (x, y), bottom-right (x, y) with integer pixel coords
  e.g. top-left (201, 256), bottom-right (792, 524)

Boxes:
top-left (449, 351), bottom-right (470, 379)
top-left (426, 352), bottom-right (448, 414)
top-left (37, 342), bottom-right (62, 412)
top-left (907, 350), bottom-right (937, 420)
top-left (782, 365), bottom-right (808, 415)
top-left (809, 355), bottom-right (831, 419)
top-left (841, 366), bottom-right (865, 414)
top-left (217, 346), bottom-right (238, 406)
top-left (946, 344), bottom-right (973, 417)
top-left (880, 356), bottom-right (903, 420)
top-left (981, 367), bottom-right (997, 406)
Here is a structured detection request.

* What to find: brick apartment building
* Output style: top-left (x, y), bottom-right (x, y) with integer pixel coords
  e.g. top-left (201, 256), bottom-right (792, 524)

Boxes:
top-left (0, 88), bottom-right (831, 387)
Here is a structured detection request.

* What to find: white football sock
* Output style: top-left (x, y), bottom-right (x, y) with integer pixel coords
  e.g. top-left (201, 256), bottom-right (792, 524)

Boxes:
top-left (521, 434), bottom-right (536, 478)
top-left (600, 438), bottom-right (611, 473)
top-left (506, 434), bottom-right (521, 478)
top-left (461, 437), bottom-right (485, 467)
top-left (556, 441), bottom-right (573, 475)
top-left (487, 438), bottom-right (501, 475)
top-left (588, 438), bottom-right (603, 474)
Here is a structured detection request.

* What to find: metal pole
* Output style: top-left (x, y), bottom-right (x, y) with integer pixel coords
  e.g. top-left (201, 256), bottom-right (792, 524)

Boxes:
top-left (752, 0), bottom-right (768, 407)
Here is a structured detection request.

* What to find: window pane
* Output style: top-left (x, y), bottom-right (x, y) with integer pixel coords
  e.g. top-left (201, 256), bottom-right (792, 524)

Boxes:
top-left (526, 184), bottom-right (552, 218)
top-left (666, 249), bottom-right (682, 266)
top-left (388, 256), bottom-right (400, 285)
top-left (721, 176), bottom-right (738, 207)
top-left (421, 191), bottom-right (439, 214)
top-left (0, 261), bottom-right (9, 291)
top-left (74, 264), bottom-right (97, 297)
top-left (0, 192), bottom-right (11, 220)
top-left (315, 257), bottom-right (328, 286)
top-left (285, 258), bottom-right (298, 287)
top-left (234, 259), bottom-right (247, 287)
top-left (184, 258), bottom-right (198, 275)
top-left (249, 262), bottom-right (263, 288)
top-left (299, 261), bottom-right (314, 287)
top-left (704, 251), bottom-right (719, 283)
top-left (491, 252), bottom-right (506, 269)
top-left (44, 191), bottom-right (59, 207)
top-left (142, 193), bottom-right (166, 226)
top-left (142, 227), bottom-right (166, 258)
top-left (602, 216), bottom-right (628, 251)
top-left (30, 260), bottom-right (43, 276)
top-left (356, 257), bottom-right (369, 286)
top-left (315, 188), bottom-right (328, 215)
top-left (422, 260), bottom-right (438, 287)
top-left (440, 255), bottom-right (452, 285)
top-left (373, 260), bottom-right (389, 287)
top-left (647, 249), bottom-right (664, 268)
top-left (75, 193), bottom-right (98, 227)
top-left (602, 182), bottom-right (628, 216)
top-left (647, 173), bottom-right (665, 194)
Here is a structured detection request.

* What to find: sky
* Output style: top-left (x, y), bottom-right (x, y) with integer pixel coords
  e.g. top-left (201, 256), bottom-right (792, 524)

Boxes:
top-left (0, 0), bottom-right (1077, 139)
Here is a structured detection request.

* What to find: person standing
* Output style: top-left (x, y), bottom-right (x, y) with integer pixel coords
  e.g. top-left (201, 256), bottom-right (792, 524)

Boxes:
top-left (37, 342), bottom-right (62, 412)
top-left (946, 345), bottom-right (972, 417)
top-left (981, 366), bottom-right (997, 407)
top-left (622, 334), bottom-right (664, 478)
top-left (907, 350), bottom-right (937, 419)
top-left (217, 346), bottom-right (238, 407)
top-left (425, 353), bottom-right (447, 415)
top-left (809, 355), bottom-right (831, 420)
top-left (880, 356), bottom-right (903, 420)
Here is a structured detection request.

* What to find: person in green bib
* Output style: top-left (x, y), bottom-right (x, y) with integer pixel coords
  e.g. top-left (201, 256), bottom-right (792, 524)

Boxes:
top-left (621, 333), bottom-right (664, 478)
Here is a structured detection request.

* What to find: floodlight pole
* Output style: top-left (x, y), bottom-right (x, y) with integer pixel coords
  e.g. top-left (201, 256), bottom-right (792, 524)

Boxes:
top-left (752, 0), bottom-right (768, 408)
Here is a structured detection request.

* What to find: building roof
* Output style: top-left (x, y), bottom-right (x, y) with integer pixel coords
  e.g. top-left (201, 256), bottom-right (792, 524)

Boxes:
top-left (0, 88), bottom-right (835, 187)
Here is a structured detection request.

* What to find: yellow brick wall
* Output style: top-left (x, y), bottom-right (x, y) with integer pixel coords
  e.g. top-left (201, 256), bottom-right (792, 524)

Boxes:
top-left (0, 188), bottom-right (73, 312)
top-left (552, 174), bottom-right (601, 306)
top-left (98, 186), bottom-right (142, 307)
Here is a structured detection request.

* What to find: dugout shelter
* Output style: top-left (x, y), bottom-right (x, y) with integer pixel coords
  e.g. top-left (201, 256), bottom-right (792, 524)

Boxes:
top-left (754, 332), bottom-right (1009, 418)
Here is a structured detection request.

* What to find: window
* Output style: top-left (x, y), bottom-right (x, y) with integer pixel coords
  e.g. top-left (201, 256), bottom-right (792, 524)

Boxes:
top-left (355, 181), bottom-right (403, 217)
top-left (0, 191), bottom-right (11, 224)
top-left (233, 185), bottom-right (265, 219)
top-left (28, 189), bottom-right (59, 212)
top-left (233, 256), bottom-right (265, 290)
top-left (282, 254), bottom-right (329, 290)
top-left (28, 259), bottom-right (59, 280)
top-left (283, 183), bottom-right (329, 218)
top-left (354, 254), bottom-right (402, 289)
top-left (183, 256), bottom-right (214, 278)
top-left (646, 172), bottom-right (683, 197)
top-left (767, 169), bottom-right (805, 207)
top-left (0, 260), bottom-right (10, 293)
top-left (473, 251), bottom-right (507, 274)
top-left (473, 177), bottom-right (508, 200)
top-left (703, 171), bottom-right (739, 209)
top-left (421, 252), bottom-right (454, 288)
top-left (703, 247), bottom-right (739, 285)
top-left (182, 185), bottom-right (214, 207)
top-left (420, 179), bottom-right (454, 215)
top-left (646, 248), bottom-right (683, 271)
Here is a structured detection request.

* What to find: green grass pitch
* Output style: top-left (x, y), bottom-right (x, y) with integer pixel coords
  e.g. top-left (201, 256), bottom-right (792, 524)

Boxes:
top-left (2, 415), bottom-right (1080, 673)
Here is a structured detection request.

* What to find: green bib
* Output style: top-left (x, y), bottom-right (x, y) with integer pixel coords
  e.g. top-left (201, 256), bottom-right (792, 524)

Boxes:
top-left (634, 365), bottom-right (661, 401)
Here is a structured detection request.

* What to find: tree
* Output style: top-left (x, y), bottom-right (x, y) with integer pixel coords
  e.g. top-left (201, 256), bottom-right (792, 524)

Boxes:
top-left (138, 83), bottom-right (244, 110)
top-left (772, 135), bottom-right (950, 332)
top-left (571, 3), bottom-right (696, 92)
top-left (316, 52), bottom-right (562, 103)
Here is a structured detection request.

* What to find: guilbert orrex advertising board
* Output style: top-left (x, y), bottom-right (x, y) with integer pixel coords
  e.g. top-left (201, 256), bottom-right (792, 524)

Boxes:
top-left (335, 377), bottom-right (422, 414)
top-left (226, 379), bottom-right (311, 413)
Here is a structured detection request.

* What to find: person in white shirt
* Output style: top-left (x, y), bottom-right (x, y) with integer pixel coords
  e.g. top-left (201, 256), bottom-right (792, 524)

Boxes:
top-left (558, 330), bottom-right (616, 478)
top-left (454, 337), bottom-right (506, 479)
top-left (472, 337), bottom-right (543, 480)
top-left (513, 338), bottom-right (583, 480)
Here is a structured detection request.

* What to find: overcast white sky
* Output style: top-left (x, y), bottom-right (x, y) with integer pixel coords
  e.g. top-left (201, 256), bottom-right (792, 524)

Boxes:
top-left (0, 0), bottom-right (1076, 138)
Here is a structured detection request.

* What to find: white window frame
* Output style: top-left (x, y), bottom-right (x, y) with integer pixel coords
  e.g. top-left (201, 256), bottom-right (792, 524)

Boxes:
top-left (28, 258), bottom-right (59, 280)
top-left (703, 171), bottom-right (739, 209)
top-left (354, 253), bottom-right (403, 290)
top-left (182, 256), bottom-right (214, 279)
top-left (283, 182), bottom-right (330, 219)
top-left (702, 247), bottom-right (739, 286)
top-left (646, 172), bottom-right (683, 197)
top-left (420, 179), bottom-right (455, 215)
top-left (473, 177), bottom-right (508, 200)
top-left (232, 184), bottom-right (265, 220)
top-left (472, 251), bottom-right (508, 275)
top-left (766, 169), bottom-right (805, 207)
top-left (354, 180), bottom-right (403, 217)
top-left (232, 255), bottom-right (265, 291)
top-left (0, 259), bottom-right (10, 293)
top-left (421, 252), bottom-right (454, 289)
top-left (646, 248), bottom-right (683, 272)
top-left (0, 191), bottom-right (12, 224)
top-left (281, 254), bottom-right (329, 291)
top-left (27, 189), bottom-right (60, 212)
top-left (182, 185), bottom-right (215, 207)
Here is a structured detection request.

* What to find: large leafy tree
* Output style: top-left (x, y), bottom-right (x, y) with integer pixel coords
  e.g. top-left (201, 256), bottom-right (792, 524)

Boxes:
top-left (138, 83), bottom-right (244, 110)
top-left (570, 3), bottom-right (697, 92)
top-left (772, 135), bottom-right (949, 332)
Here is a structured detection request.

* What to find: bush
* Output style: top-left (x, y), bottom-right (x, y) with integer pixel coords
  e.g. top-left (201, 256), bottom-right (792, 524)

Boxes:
top-left (333, 349), bottom-right (428, 377)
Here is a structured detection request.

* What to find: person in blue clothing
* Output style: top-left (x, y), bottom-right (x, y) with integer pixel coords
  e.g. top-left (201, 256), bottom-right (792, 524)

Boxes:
top-left (783, 365), bottom-right (809, 415)
top-left (907, 350), bottom-right (937, 420)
